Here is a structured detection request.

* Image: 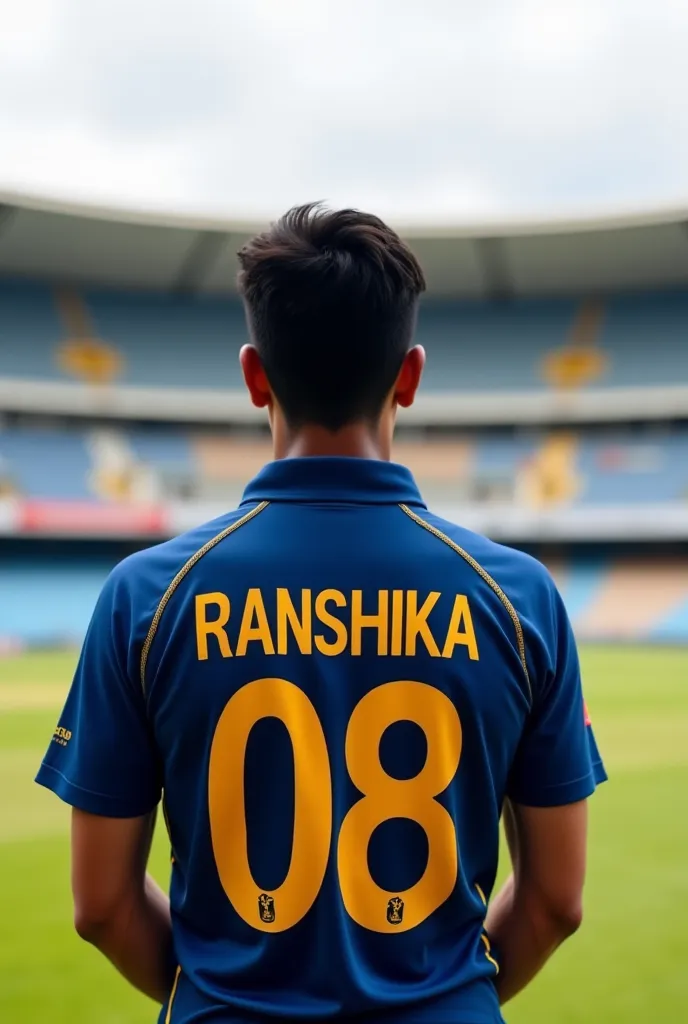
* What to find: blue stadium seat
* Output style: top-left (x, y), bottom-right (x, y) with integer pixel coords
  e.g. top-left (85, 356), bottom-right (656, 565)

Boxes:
top-left (127, 429), bottom-right (195, 469)
top-left (0, 428), bottom-right (93, 499)
top-left (577, 431), bottom-right (688, 505)
top-left (0, 560), bottom-right (110, 643)
top-left (0, 280), bottom-right (64, 380)
top-left (652, 597), bottom-right (688, 642)
top-left (603, 293), bottom-right (688, 388)
top-left (85, 290), bottom-right (247, 388)
top-left (418, 300), bottom-right (580, 391)
top-left (551, 560), bottom-right (607, 620)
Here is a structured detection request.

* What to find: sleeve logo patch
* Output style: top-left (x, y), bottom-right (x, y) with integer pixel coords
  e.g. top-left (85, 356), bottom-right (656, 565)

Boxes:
top-left (52, 726), bottom-right (72, 748)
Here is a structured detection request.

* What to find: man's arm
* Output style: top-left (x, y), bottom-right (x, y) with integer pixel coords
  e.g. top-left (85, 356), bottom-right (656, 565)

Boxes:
top-left (486, 799), bottom-right (587, 1006)
top-left (71, 808), bottom-right (175, 1005)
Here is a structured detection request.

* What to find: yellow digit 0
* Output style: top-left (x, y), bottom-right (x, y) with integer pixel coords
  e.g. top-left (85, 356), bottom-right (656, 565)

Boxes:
top-left (208, 677), bottom-right (332, 933)
top-left (337, 680), bottom-right (462, 933)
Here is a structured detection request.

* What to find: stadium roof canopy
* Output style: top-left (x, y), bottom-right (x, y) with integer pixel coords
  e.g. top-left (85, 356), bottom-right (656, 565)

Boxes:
top-left (3, 190), bottom-right (688, 298)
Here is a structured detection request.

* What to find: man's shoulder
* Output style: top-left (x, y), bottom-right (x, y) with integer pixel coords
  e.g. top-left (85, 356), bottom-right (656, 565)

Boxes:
top-left (107, 505), bottom-right (259, 609)
top-left (418, 507), bottom-right (556, 612)
top-left (417, 509), bottom-right (565, 681)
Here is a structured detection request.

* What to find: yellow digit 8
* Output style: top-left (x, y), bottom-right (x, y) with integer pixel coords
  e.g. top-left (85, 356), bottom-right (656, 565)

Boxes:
top-left (208, 677), bottom-right (332, 933)
top-left (337, 680), bottom-right (462, 933)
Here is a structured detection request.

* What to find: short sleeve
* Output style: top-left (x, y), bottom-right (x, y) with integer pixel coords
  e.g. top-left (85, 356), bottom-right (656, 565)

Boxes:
top-left (35, 565), bottom-right (162, 818)
top-left (507, 583), bottom-right (607, 807)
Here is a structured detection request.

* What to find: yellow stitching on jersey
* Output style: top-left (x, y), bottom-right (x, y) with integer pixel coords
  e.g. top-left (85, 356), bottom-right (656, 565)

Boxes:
top-left (475, 885), bottom-right (498, 972)
top-left (162, 794), bottom-right (175, 865)
top-left (140, 501), bottom-right (269, 692)
top-left (165, 965), bottom-right (181, 1024)
top-left (399, 504), bottom-right (531, 702)
top-left (481, 933), bottom-right (500, 974)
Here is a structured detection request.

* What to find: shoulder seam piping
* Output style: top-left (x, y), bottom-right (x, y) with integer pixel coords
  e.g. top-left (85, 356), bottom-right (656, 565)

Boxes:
top-left (139, 501), bottom-right (270, 693)
top-left (399, 503), bottom-right (532, 703)
top-left (165, 965), bottom-right (181, 1024)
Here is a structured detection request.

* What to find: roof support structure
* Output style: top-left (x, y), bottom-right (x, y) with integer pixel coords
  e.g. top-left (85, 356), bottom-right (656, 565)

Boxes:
top-left (0, 204), bottom-right (17, 243)
top-left (173, 230), bottom-right (228, 294)
top-left (473, 236), bottom-right (514, 302)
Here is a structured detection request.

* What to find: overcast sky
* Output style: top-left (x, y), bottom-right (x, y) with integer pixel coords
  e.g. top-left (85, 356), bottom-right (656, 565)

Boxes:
top-left (1, 0), bottom-right (688, 225)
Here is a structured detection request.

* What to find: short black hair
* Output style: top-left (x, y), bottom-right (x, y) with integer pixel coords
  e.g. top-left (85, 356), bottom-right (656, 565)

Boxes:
top-left (237, 203), bottom-right (426, 431)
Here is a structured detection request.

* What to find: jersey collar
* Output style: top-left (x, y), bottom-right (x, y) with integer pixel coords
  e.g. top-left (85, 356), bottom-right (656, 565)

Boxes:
top-left (241, 457), bottom-right (425, 507)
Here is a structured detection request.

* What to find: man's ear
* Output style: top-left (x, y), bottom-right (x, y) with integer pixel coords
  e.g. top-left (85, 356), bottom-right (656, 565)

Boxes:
top-left (394, 346), bottom-right (425, 409)
top-left (240, 345), bottom-right (272, 409)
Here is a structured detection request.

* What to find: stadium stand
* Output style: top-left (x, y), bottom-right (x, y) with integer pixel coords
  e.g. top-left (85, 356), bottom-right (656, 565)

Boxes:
top-left (1, 415), bottom-right (686, 646)
top-left (0, 556), bottom-right (109, 645)
top-left (1, 423), bottom-right (687, 508)
top-left (0, 195), bottom-right (687, 648)
top-left (2, 281), bottom-right (688, 391)
top-left (0, 540), bottom-right (135, 647)
top-left (551, 557), bottom-right (688, 643)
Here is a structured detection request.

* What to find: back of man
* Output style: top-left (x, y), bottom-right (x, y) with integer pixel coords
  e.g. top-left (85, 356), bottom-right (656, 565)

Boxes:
top-left (146, 460), bottom-right (537, 1022)
top-left (36, 205), bottom-right (606, 1024)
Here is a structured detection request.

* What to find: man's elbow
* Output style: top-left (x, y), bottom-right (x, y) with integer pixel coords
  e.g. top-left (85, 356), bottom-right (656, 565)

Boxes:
top-left (520, 883), bottom-right (584, 943)
top-left (73, 904), bottom-right (119, 946)
top-left (542, 898), bottom-right (583, 941)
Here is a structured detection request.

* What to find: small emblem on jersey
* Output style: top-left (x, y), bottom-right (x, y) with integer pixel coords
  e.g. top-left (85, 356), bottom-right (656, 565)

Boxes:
top-left (52, 726), bottom-right (72, 747)
top-left (258, 893), bottom-right (275, 923)
top-left (387, 897), bottom-right (404, 925)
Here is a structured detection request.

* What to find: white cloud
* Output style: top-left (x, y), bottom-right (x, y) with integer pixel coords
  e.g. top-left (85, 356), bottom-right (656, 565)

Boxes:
top-left (1, 0), bottom-right (688, 221)
top-left (0, 120), bottom-right (190, 211)
top-left (0, 0), bottom-right (61, 67)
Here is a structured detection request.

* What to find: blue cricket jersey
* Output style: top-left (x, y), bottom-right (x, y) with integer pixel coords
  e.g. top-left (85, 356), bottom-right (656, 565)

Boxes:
top-left (36, 458), bottom-right (606, 1024)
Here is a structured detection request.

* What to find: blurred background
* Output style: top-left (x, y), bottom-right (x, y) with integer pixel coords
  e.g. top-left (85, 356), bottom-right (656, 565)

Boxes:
top-left (0, 2), bottom-right (687, 1023)
top-left (1, 217), bottom-right (687, 647)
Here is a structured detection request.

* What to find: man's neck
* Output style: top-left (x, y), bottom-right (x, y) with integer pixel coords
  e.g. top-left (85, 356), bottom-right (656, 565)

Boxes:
top-left (275, 424), bottom-right (391, 461)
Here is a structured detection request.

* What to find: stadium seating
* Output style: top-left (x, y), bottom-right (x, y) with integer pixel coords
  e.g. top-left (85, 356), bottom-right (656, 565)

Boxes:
top-left (1, 423), bottom-right (686, 508)
top-left (2, 281), bottom-right (688, 391)
top-left (0, 551), bottom-right (113, 645)
top-left (1, 278), bottom-right (686, 649)
top-left (0, 428), bottom-right (93, 500)
top-left (548, 557), bottom-right (688, 643)
top-left (0, 280), bottom-right (62, 383)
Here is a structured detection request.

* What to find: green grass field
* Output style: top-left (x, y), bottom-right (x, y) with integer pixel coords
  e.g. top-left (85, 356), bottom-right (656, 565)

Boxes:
top-left (1, 646), bottom-right (687, 1023)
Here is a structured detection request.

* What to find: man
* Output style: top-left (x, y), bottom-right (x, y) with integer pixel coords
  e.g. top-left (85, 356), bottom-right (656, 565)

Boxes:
top-left (36, 204), bottom-right (606, 1024)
